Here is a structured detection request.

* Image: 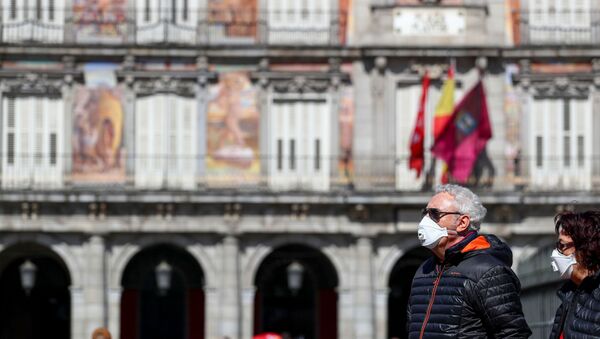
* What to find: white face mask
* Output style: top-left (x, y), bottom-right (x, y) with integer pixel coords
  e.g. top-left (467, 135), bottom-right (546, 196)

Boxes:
top-left (418, 215), bottom-right (449, 249)
top-left (550, 249), bottom-right (577, 279)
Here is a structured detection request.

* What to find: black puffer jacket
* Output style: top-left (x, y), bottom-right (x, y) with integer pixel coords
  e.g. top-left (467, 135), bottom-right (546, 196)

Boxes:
top-left (407, 232), bottom-right (531, 338)
top-left (549, 271), bottom-right (600, 339)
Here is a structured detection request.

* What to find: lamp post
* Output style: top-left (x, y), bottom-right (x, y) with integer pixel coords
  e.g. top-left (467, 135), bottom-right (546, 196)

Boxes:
top-left (287, 261), bottom-right (304, 295)
top-left (155, 261), bottom-right (172, 296)
top-left (19, 260), bottom-right (37, 296)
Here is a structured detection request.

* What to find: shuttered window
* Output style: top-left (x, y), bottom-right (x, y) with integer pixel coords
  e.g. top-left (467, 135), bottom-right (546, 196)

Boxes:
top-left (2, 96), bottom-right (64, 188)
top-left (135, 94), bottom-right (197, 189)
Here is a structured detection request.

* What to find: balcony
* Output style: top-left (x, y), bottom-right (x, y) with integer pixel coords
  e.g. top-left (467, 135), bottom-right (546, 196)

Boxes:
top-left (0, 7), bottom-right (346, 46)
top-left (1, 153), bottom-right (599, 194)
top-left (513, 9), bottom-right (600, 45)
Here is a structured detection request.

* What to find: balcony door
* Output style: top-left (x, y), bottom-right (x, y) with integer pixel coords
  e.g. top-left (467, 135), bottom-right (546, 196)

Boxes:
top-left (528, 0), bottom-right (592, 44)
top-left (268, 97), bottom-right (331, 191)
top-left (1, 95), bottom-right (64, 189)
top-left (267, 0), bottom-right (332, 44)
top-left (528, 96), bottom-right (592, 190)
top-left (135, 93), bottom-right (197, 189)
top-left (1, 0), bottom-right (64, 42)
top-left (136, 0), bottom-right (198, 44)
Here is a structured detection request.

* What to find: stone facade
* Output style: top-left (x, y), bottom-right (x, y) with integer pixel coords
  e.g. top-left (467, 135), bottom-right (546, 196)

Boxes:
top-left (0, 1), bottom-right (598, 339)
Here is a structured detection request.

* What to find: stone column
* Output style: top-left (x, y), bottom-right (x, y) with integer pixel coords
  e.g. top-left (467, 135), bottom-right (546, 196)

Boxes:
top-left (62, 70), bottom-right (74, 180)
top-left (337, 287), bottom-right (354, 339)
top-left (70, 286), bottom-right (85, 339)
top-left (241, 286), bottom-right (256, 339)
top-left (124, 77), bottom-right (136, 185)
top-left (107, 287), bottom-right (122, 339)
top-left (82, 235), bottom-right (106, 335)
top-left (219, 236), bottom-right (241, 339)
top-left (204, 286), bottom-right (220, 339)
top-left (374, 287), bottom-right (389, 339)
top-left (354, 237), bottom-right (374, 339)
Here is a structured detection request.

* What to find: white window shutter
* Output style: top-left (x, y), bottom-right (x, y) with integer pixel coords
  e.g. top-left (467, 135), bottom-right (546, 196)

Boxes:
top-left (135, 95), bottom-right (164, 188)
top-left (2, 96), bottom-right (63, 188)
top-left (137, 0), bottom-right (162, 43)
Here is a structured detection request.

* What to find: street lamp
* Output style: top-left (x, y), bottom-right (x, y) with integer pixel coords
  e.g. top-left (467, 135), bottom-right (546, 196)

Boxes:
top-left (19, 260), bottom-right (37, 296)
top-left (287, 261), bottom-right (304, 294)
top-left (155, 261), bottom-right (172, 296)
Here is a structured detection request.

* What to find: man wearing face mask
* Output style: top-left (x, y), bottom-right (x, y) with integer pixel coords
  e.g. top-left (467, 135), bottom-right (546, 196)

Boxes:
top-left (549, 211), bottom-right (600, 339)
top-left (407, 184), bottom-right (531, 338)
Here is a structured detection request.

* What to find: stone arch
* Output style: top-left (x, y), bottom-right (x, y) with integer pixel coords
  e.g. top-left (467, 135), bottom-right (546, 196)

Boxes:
top-left (242, 234), bottom-right (348, 289)
top-left (0, 233), bottom-right (83, 287)
top-left (375, 239), bottom-right (422, 290)
top-left (109, 234), bottom-right (217, 288)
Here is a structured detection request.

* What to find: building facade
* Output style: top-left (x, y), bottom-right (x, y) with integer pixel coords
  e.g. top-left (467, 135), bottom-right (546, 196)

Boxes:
top-left (0, 0), bottom-right (599, 339)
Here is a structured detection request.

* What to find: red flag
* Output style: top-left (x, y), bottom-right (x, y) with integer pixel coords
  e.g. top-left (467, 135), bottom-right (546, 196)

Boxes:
top-left (431, 80), bottom-right (491, 183)
top-left (409, 72), bottom-right (430, 177)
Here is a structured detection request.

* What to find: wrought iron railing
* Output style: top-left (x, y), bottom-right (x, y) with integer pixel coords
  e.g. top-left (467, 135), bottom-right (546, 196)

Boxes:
top-left (1, 153), bottom-right (600, 193)
top-left (513, 9), bottom-right (600, 45)
top-left (0, 8), bottom-right (346, 46)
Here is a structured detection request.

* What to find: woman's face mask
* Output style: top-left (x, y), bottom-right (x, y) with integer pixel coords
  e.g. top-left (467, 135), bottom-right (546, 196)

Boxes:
top-left (417, 215), bottom-right (449, 249)
top-left (550, 249), bottom-right (577, 280)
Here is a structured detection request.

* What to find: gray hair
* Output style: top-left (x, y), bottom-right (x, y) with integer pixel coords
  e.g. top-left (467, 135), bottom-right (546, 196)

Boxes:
top-left (435, 184), bottom-right (487, 230)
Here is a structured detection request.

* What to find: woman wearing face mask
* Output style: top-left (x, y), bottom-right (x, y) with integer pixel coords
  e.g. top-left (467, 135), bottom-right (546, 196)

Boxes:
top-left (549, 211), bottom-right (600, 339)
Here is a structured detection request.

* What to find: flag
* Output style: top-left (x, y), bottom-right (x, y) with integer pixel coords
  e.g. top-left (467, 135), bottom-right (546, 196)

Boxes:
top-left (433, 65), bottom-right (455, 183)
top-left (408, 72), bottom-right (430, 177)
top-left (431, 80), bottom-right (491, 183)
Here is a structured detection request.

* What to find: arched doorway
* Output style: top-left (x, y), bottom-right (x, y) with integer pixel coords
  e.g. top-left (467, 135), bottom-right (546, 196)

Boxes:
top-left (253, 244), bottom-right (338, 339)
top-left (387, 247), bottom-right (430, 339)
top-left (120, 244), bottom-right (205, 339)
top-left (0, 243), bottom-right (71, 339)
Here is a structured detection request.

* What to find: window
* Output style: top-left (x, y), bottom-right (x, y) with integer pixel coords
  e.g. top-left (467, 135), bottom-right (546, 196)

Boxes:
top-left (314, 139), bottom-right (320, 170)
top-left (577, 135), bottom-right (584, 167)
top-left (528, 0), bottom-right (592, 44)
top-left (10, 0), bottom-right (16, 19)
top-left (2, 96), bottom-right (64, 188)
top-left (267, 0), bottom-right (332, 44)
top-left (529, 96), bottom-right (592, 190)
top-left (289, 139), bottom-right (296, 170)
top-left (536, 136), bottom-right (543, 168)
top-left (135, 94), bottom-right (197, 189)
top-left (277, 139), bottom-right (283, 170)
top-left (269, 98), bottom-right (331, 191)
top-left (145, 0), bottom-right (151, 21)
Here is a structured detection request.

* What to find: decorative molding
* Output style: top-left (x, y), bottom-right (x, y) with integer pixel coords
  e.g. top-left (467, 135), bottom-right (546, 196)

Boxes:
top-left (134, 76), bottom-right (197, 96)
top-left (530, 77), bottom-right (590, 98)
top-left (375, 56), bottom-right (387, 73)
top-left (3, 73), bottom-right (64, 95)
top-left (410, 63), bottom-right (448, 78)
top-left (272, 76), bottom-right (331, 93)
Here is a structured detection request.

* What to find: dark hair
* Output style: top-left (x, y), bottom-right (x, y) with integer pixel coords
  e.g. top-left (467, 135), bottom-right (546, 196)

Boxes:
top-left (555, 210), bottom-right (600, 273)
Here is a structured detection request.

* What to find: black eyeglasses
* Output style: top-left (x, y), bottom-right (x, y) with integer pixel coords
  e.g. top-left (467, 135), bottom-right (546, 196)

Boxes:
top-left (421, 208), bottom-right (462, 223)
top-left (556, 241), bottom-right (575, 255)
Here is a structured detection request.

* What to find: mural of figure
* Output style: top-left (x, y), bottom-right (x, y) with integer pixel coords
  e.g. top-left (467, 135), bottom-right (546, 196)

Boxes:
top-left (207, 72), bottom-right (259, 174)
top-left (72, 85), bottom-right (125, 183)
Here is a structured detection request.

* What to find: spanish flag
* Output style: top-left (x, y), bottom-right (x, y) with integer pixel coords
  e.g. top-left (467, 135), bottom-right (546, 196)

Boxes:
top-left (433, 66), bottom-right (455, 183)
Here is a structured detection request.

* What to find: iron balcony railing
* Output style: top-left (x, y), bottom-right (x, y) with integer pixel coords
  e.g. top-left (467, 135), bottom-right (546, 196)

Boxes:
top-left (1, 153), bottom-right (600, 193)
top-left (0, 8), bottom-right (346, 46)
top-left (513, 9), bottom-right (600, 45)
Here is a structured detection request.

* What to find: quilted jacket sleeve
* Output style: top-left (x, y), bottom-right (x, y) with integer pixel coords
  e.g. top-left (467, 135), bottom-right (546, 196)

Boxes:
top-left (473, 265), bottom-right (532, 338)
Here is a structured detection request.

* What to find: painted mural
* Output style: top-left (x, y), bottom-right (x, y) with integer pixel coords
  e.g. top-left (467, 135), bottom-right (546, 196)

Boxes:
top-left (206, 72), bottom-right (260, 183)
top-left (208, 0), bottom-right (257, 38)
top-left (339, 86), bottom-right (354, 181)
top-left (73, 0), bottom-right (127, 43)
top-left (72, 83), bottom-right (125, 183)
